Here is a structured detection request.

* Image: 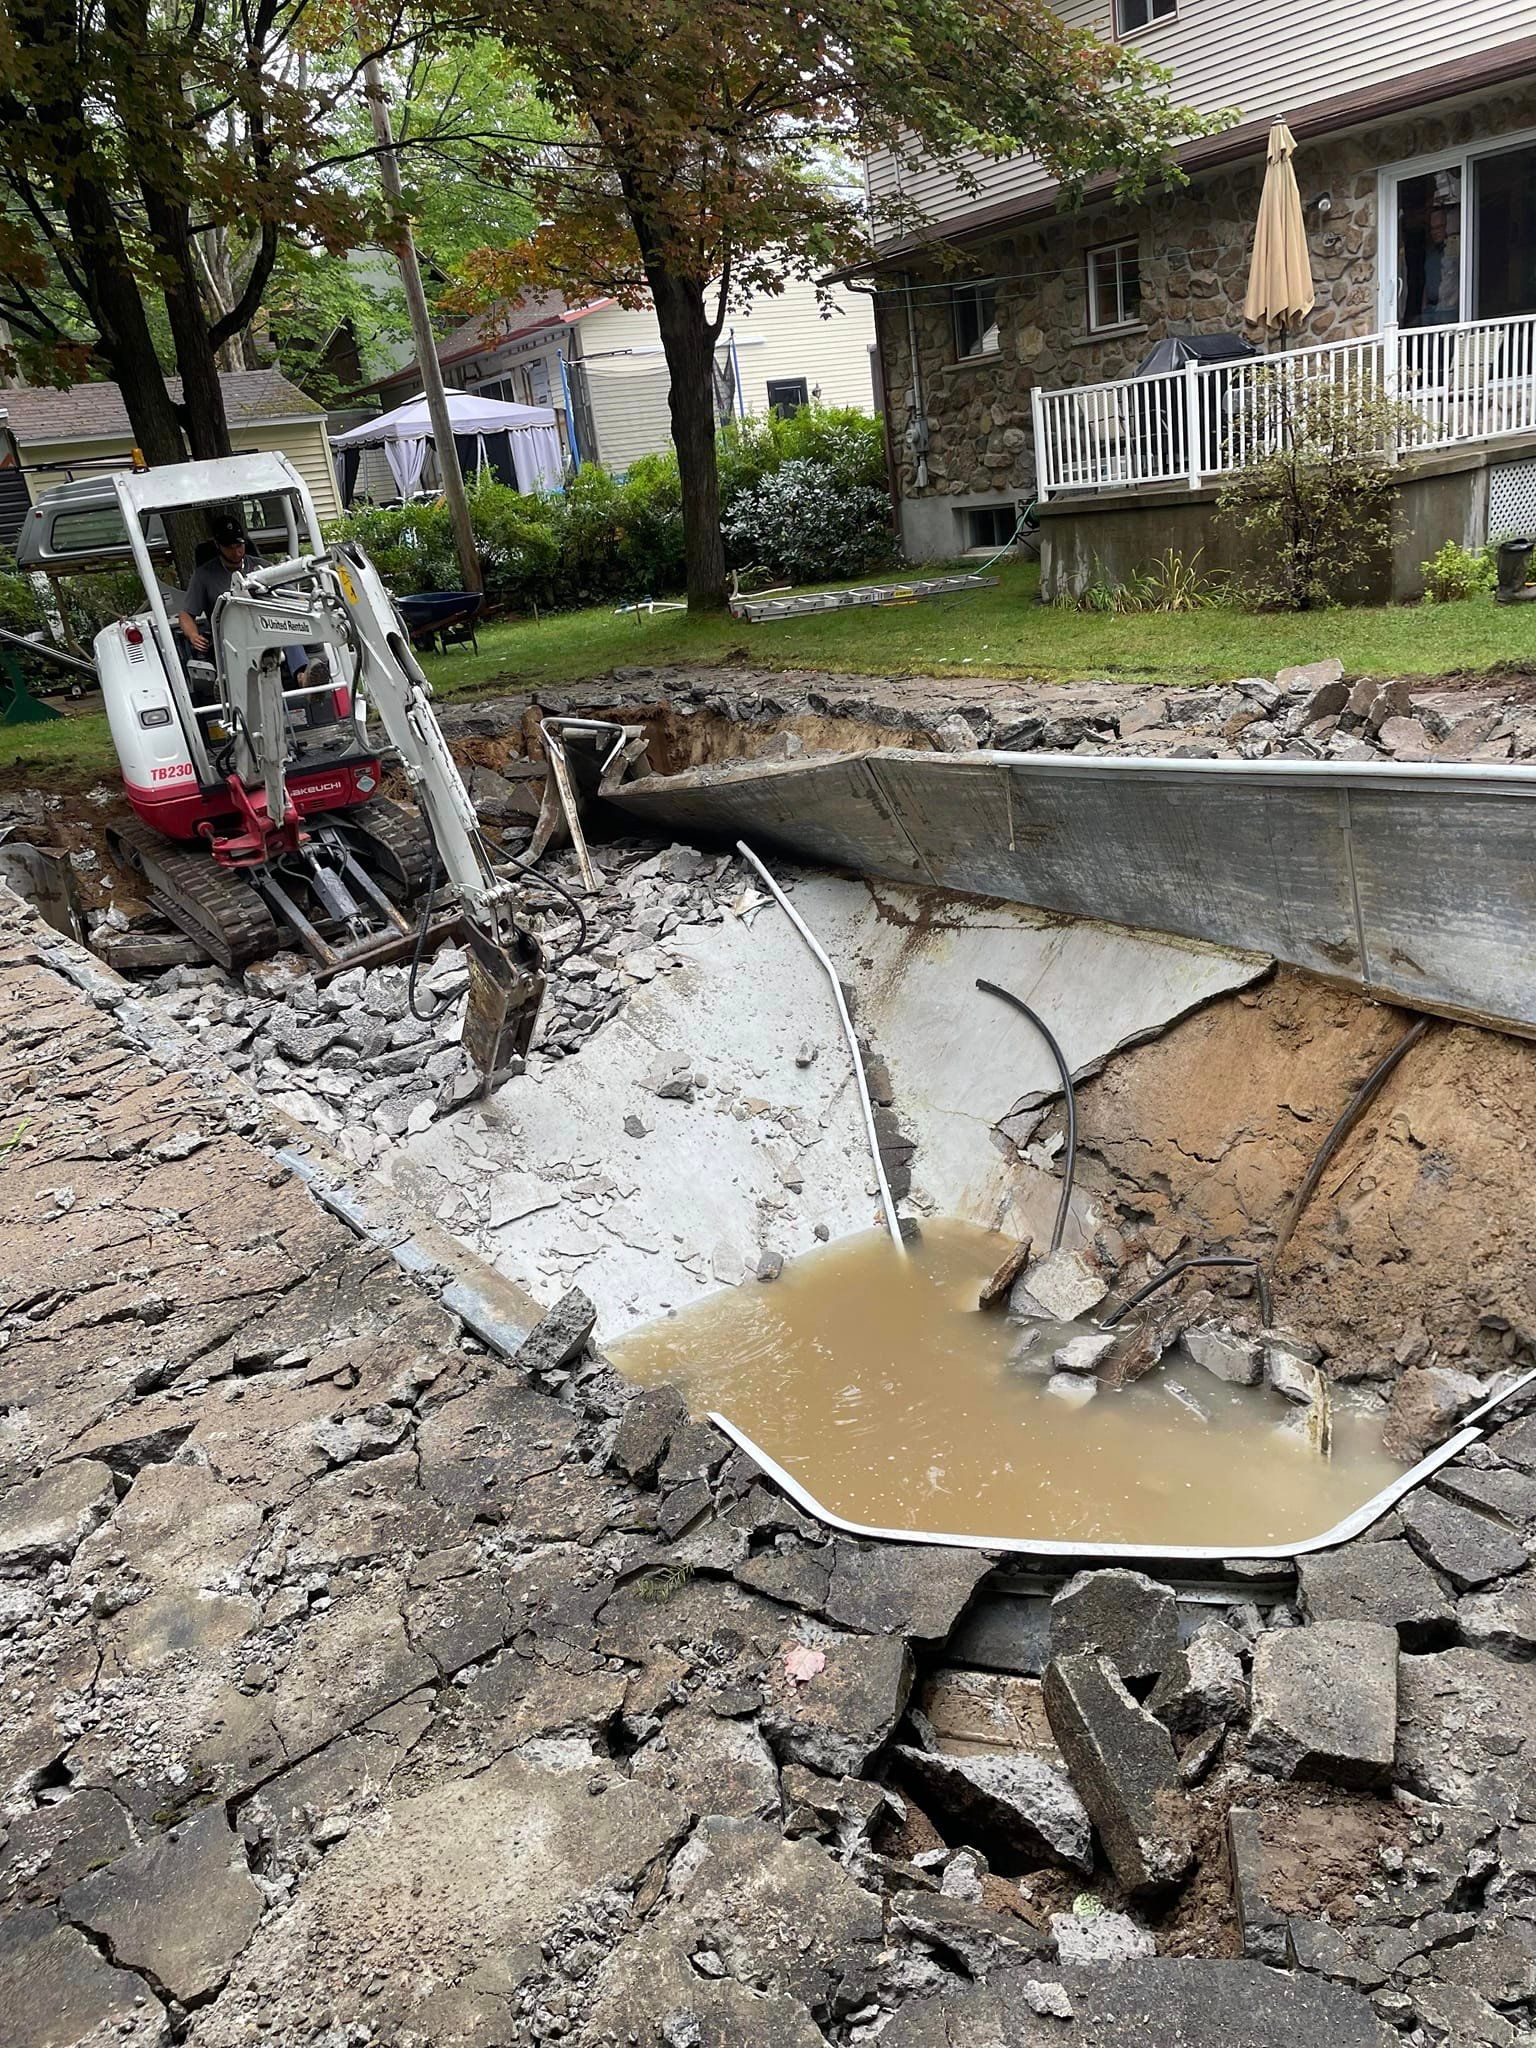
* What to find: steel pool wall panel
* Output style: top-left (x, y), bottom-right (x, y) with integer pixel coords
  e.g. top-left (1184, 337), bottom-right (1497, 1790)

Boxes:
top-left (613, 750), bottom-right (1536, 1037)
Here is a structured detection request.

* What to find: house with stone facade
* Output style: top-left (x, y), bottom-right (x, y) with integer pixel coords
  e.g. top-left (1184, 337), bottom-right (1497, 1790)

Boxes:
top-left (856, 3), bottom-right (1536, 597)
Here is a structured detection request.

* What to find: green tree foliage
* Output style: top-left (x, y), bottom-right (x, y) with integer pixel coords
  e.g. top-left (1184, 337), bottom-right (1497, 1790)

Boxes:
top-left (0, 8), bottom-right (547, 449)
top-left (265, 38), bottom-right (554, 401)
top-left (463, 0), bottom-right (1223, 610)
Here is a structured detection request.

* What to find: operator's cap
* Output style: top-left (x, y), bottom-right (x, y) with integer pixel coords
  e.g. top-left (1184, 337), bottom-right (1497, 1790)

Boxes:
top-left (210, 513), bottom-right (247, 546)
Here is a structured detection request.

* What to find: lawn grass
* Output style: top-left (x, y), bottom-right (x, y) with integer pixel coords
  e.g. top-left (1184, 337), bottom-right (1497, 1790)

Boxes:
top-left (3, 557), bottom-right (1530, 792)
top-left (415, 558), bottom-right (1535, 702)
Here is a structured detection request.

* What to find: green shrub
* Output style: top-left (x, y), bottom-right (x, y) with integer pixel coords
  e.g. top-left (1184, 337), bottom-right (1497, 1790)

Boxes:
top-left (722, 457), bottom-right (896, 583)
top-left (1217, 376), bottom-right (1426, 611)
top-left (327, 403), bottom-right (892, 611)
top-left (0, 571), bottom-right (45, 635)
top-left (1421, 539), bottom-right (1497, 604)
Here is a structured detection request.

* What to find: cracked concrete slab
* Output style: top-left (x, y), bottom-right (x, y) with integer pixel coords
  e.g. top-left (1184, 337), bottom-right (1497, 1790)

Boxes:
top-left (185, 1758), bottom-right (689, 2045)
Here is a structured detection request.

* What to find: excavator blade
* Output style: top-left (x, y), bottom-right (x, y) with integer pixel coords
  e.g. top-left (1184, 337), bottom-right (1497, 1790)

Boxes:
top-left (461, 923), bottom-right (547, 1094)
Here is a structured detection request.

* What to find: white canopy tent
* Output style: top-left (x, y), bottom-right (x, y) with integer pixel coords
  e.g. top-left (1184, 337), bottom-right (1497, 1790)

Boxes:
top-left (332, 391), bottom-right (565, 499)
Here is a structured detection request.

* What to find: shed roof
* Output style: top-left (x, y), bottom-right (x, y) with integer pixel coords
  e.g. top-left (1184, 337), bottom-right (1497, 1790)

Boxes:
top-left (0, 369), bottom-right (325, 446)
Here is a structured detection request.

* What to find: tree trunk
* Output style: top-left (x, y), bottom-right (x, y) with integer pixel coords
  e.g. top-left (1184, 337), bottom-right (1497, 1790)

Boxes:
top-left (648, 271), bottom-right (727, 611)
top-left (147, 192), bottom-right (234, 461)
top-left (12, 1), bottom-right (187, 475)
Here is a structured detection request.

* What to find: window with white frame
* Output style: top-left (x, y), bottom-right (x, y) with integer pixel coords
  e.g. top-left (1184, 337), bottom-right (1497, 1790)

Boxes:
top-left (1086, 240), bottom-right (1142, 332)
top-left (1116, 0), bottom-right (1176, 33)
top-left (1383, 133), bottom-right (1536, 330)
top-left (952, 280), bottom-right (1001, 360)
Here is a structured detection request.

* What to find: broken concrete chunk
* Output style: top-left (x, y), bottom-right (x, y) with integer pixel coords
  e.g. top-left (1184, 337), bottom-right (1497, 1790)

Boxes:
top-left (1394, 1647), bottom-right (1536, 1820)
top-left (1051, 1908), bottom-right (1156, 1965)
top-left (1147, 1623), bottom-right (1248, 1735)
top-left (610, 1385), bottom-right (690, 1487)
top-left (879, 1957), bottom-right (1398, 2047)
top-left (1381, 1366), bottom-right (1486, 1461)
top-left (1184, 1323), bottom-right (1261, 1386)
top-left (1225, 1807), bottom-right (1290, 1964)
top-left (61, 1804), bottom-right (263, 2007)
top-left (1043, 1652), bottom-right (1195, 1895)
top-left (1052, 1332), bottom-right (1116, 1376)
top-left (631, 1704), bottom-right (779, 1819)
top-left (979, 1236), bottom-right (1033, 1310)
top-left (1295, 1538), bottom-right (1454, 1647)
top-left (761, 1631), bottom-right (913, 1778)
top-left (1100, 1308), bottom-right (1180, 1387)
top-left (823, 1541), bottom-right (992, 1645)
top-left (892, 1890), bottom-right (1047, 1977)
top-left (1050, 1568), bottom-right (1179, 1685)
top-left (1397, 1488), bottom-right (1528, 1591)
top-left (1247, 1619), bottom-right (1397, 1786)
top-left (894, 1747), bottom-right (1093, 1872)
top-left (1045, 1372), bottom-right (1098, 1406)
top-left (1456, 1578), bottom-right (1536, 1658)
top-left (658, 1417), bottom-right (730, 1492)
top-left (0, 1907), bottom-right (158, 2048)
top-left (0, 1458), bottom-right (116, 1570)
top-left (1436, 1462), bottom-right (1536, 1524)
top-left (514, 1286), bottom-right (598, 1377)
top-left (1264, 1340), bottom-right (1325, 1405)
top-left (1010, 1248), bottom-right (1107, 1324)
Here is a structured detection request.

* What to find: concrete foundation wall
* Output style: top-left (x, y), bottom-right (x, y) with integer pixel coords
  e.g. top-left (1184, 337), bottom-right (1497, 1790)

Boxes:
top-left (613, 749), bottom-right (1536, 1039)
top-left (1038, 443), bottom-right (1511, 603)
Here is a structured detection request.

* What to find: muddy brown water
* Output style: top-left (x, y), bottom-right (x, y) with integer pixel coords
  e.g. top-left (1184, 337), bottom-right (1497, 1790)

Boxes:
top-left (610, 1219), bottom-right (1405, 1549)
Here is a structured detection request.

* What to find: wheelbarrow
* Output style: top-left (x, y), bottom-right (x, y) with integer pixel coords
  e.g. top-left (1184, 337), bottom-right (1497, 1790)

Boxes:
top-left (398, 589), bottom-right (483, 654)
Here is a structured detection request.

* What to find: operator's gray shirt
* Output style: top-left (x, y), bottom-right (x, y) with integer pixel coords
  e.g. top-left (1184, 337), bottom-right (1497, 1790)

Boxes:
top-left (182, 546), bottom-right (264, 624)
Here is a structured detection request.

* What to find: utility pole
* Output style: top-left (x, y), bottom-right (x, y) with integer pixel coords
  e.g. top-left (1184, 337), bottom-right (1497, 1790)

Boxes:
top-left (361, 55), bottom-right (481, 593)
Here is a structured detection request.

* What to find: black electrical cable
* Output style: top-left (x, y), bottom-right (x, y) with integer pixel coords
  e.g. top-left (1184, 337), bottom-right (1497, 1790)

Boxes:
top-left (1101, 1254), bottom-right (1274, 1331)
top-left (495, 844), bottom-right (590, 972)
top-left (976, 976), bottom-right (1075, 1253)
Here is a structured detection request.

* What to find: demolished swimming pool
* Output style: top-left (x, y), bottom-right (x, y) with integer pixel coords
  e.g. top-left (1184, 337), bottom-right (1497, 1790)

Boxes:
top-left (5, 657), bottom-right (1536, 2045)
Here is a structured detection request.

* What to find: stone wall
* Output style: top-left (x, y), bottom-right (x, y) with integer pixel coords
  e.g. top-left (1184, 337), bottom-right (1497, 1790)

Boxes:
top-left (877, 80), bottom-right (1536, 558)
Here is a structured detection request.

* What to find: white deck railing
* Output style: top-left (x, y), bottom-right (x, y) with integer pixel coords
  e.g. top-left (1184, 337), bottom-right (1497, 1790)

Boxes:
top-left (1031, 312), bottom-right (1536, 499)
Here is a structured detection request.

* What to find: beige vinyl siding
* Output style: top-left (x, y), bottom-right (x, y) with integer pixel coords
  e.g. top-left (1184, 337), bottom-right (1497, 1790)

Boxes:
top-left (17, 419), bottom-right (341, 523)
top-left (866, 0), bottom-right (1536, 239)
top-left (578, 282), bottom-right (878, 470)
top-left (232, 420), bottom-right (341, 522)
top-left (17, 435), bottom-right (125, 502)
top-left (729, 286), bottom-right (877, 415)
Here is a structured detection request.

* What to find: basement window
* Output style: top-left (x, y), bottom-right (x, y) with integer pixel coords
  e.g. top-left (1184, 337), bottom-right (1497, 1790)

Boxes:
top-left (963, 504), bottom-right (1018, 550)
top-left (1087, 240), bottom-right (1143, 333)
top-left (952, 281), bottom-right (1001, 361)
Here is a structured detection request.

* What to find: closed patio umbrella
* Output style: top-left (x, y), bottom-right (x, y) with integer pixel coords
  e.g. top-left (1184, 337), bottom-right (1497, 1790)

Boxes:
top-left (1244, 120), bottom-right (1315, 346)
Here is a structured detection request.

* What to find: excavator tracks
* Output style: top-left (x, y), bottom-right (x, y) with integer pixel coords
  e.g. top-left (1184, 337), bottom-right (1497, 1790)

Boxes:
top-left (106, 819), bottom-right (280, 973)
top-left (329, 796), bottom-right (435, 905)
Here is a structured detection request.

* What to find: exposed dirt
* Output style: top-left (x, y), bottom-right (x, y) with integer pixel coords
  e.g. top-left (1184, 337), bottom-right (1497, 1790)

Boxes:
top-left (1152, 1770), bottom-right (1413, 1959)
top-left (1062, 967), bottom-right (1536, 1377)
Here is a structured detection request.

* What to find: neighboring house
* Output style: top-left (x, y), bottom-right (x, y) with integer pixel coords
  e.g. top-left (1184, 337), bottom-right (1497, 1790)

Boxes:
top-left (0, 370), bottom-right (343, 553)
top-left (857, 4), bottom-right (1536, 594)
top-left (363, 277), bottom-right (878, 485)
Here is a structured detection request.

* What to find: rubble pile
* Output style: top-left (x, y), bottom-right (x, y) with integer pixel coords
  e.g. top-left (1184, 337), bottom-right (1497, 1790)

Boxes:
top-left (8, 894), bottom-right (1536, 2048)
top-left (133, 841), bottom-right (759, 1170)
top-left (448, 653), bottom-right (1536, 769)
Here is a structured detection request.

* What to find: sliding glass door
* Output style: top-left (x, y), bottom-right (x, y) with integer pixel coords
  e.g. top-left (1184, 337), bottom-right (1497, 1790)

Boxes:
top-left (1473, 143), bottom-right (1536, 322)
top-left (1387, 138), bottom-right (1536, 329)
